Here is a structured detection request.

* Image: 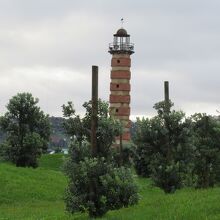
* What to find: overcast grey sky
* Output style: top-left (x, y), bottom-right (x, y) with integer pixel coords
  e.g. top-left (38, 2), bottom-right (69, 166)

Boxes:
top-left (0, 0), bottom-right (220, 119)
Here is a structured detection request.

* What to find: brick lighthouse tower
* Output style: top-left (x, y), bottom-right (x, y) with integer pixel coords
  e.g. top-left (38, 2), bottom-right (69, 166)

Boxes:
top-left (108, 27), bottom-right (134, 145)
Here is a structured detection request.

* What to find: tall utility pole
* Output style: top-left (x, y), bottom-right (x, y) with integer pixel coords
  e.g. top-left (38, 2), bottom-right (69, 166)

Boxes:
top-left (164, 81), bottom-right (169, 114)
top-left (164, 81), bottom-right (171, 161)
top-left (91, 65), bottom-right (98, 156)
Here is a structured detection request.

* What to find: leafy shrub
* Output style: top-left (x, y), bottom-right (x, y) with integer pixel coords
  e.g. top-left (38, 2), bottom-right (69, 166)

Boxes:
top-left (191, 113), bottom-right (220, 188)
top-left (133, 143), bottom-right (152, 177)
top-left (150, 156), bottom-right (181, 193)
top-left (133, 100), bottom-right (194, 193)
top-left (63, 100), bottom-right (139, 217)
top-left (64, 141), bottom-right (138, 217)
top-left (0, 93), bottom-right (50, 168)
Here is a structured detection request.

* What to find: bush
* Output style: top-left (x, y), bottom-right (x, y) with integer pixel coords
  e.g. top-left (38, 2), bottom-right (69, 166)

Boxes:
top-left (0, 93), bottom-right (50, 168)
top-left (191, 113), bottom-right (220, 188)
top-left (133, 143), bottom-right (152, 177)
top-left (133, 100), bottom-right (194, 193)
top-left (63, 100), bottom-right (139, 217)
top-left (150, 156), bottom-right (181, 193)
top-left (64, 141), bottom-right (138, 217)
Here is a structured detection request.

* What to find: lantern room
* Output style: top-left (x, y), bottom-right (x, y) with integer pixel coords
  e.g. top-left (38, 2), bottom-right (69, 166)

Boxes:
top-left (109, 28), bottom-right (134, 55)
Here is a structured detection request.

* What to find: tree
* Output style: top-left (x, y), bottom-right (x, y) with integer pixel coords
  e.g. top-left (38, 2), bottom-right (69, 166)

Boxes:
top-left (63, 100), bottom-right (139, 217)
top-left (190, 113), bottom-right (220, 188)
top-left (0, 93), bottom-right (50, 168)
top-left (133, 100), bottom-right (194, 193)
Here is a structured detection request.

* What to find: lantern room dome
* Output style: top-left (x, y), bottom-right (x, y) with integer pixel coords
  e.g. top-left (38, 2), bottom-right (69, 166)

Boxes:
top-left (114, 28), bottom-right (129, 37)
top-left (109, 27), bottom-right (134, 55)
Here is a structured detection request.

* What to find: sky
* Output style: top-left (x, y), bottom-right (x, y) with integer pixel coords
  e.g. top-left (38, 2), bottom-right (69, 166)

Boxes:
top-left (0, 0), bottom-right (220, 119)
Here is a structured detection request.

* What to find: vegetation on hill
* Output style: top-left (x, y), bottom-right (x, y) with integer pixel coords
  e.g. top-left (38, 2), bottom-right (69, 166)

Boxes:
top-left (1, 154), bottom-right (220, 219)
top-left (49, 116), bottom-right (69, 150)
top-left (134, 100), bottom-right (193, 193)
top-left (1, 94), bottom-right (220, 219)
top-left (0, 93), bottom-right (50, 168)
top-left (0, 116), bottom-right (69, 151)
top-left (133, 100), bottom-right (220, 193)
top-left (62, 100), bottom-right (138, 217)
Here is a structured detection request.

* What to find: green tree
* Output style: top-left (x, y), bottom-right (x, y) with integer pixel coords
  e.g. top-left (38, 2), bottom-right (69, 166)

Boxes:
top-left (191, 113), bottom-right (220, 188)
top-left (0, 93), bottom-right (50, 168)
top-left (134, 100), bottom-right (194, 193)
top-left (63, 100), bottom-right (139, 217)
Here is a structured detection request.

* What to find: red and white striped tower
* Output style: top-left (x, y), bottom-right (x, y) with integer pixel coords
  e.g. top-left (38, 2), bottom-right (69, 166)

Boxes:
top-left (108, 28), bottom-right (134, 145)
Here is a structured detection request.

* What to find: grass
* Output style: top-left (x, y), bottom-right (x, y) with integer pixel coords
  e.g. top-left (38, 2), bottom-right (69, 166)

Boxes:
top-left (38, 153), bottom-right (66, 171)
top-left (0, 154), bottom-right (220, 219)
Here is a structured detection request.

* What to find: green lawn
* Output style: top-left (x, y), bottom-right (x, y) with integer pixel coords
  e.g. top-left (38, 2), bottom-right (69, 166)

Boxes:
top-left (0, 154), bottom-right (220, 220)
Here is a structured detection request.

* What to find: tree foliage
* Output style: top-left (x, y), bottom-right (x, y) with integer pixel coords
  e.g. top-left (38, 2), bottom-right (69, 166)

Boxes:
top-left (190, 113), bottom-right (220, 188)
top-left (134, 99), bottom-right (220, 192)
top-left (63, 100), bottom-right (138, 217)
top-left (134, 100), bottom-right (194, 193)
top-left (0, 93), bottom-right (50, 168)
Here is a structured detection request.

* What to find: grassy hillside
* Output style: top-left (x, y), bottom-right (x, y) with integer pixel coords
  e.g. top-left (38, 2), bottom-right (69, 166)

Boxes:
top-left (0, 154), bottom-right (220, 220)
top-left (38, 154), bottom-right (66, 171)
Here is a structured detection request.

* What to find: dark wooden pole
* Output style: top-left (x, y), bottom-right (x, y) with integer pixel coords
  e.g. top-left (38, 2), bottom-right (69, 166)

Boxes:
top-left (164, 81), bottom-right (171, 163)
top-left (164, 81), bottom-right (169, 114)
top-left (89, 66), bottom-right (99, 209)
top-left (91, 66), bottom-right (98, 156)
top-left (119, 133), bottom-right (123, 165)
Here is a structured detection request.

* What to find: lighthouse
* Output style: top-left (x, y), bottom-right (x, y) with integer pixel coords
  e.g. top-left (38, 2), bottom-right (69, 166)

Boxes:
top-left (108, 27), bottom-right (134, 145)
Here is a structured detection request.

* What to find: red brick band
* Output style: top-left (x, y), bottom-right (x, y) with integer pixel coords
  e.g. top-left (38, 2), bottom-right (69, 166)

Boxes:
top-left (110, 83), bottom-right (130, 91)
top-left (109, 95), bottom-right (130, 103)
top-left (109, 107), bottom-right (130, 116)
top-left (115, 132), bottom-right (131, 141)
top-left (111, 71), bottom-right (130, 79)
top-left (111, 58), bottom-right (131, 67)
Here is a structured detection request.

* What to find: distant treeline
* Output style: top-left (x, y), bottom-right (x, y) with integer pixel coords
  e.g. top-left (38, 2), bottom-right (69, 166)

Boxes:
top-left (0, 116), bottom-right (69, 149)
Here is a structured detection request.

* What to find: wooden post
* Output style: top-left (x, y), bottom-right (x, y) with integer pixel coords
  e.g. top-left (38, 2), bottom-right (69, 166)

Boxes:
top-left (164, 81), bottom-right (171, 162)
top-left (164, 81), bottom-right (169, 114)
top-left (91, 66), bottom-right (98, 156)
top-left (119, 133), bottom-right (123, 165)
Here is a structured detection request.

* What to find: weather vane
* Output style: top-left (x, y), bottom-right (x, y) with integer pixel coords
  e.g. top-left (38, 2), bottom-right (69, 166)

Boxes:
top-left (121, 18), bottom-right (124, 27)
